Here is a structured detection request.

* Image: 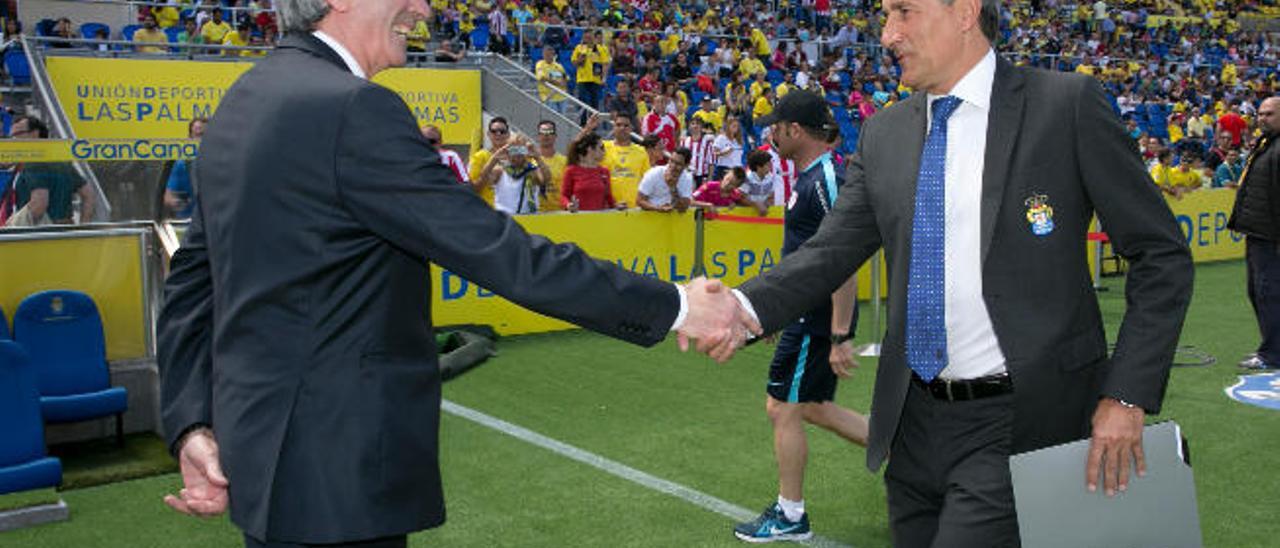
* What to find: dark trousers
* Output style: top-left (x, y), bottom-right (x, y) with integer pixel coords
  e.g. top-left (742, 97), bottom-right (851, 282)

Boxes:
top-left (576, 82), bottom-right (603, 125)
top-left (1247, 236), bottom-right (1280, 365)
top-left (244, 534), bottom-right (407, 548)
top-left (884, 382), bottom-right (1020, 548)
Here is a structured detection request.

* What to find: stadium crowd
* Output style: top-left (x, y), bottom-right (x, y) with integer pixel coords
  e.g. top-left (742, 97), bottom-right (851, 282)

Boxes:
top-left (415, 0), bottom-right (1280, 215)
top-left (1, 0), bottom-right (1279, 222)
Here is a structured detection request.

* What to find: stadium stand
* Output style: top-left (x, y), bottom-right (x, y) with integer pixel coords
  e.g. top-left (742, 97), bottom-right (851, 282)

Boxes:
top-left (13, 290), bottom-right (127, 447)
top-left (0, 305), bottom-right (8, 340)
top-left (0, 340), bottom-right (63, 495)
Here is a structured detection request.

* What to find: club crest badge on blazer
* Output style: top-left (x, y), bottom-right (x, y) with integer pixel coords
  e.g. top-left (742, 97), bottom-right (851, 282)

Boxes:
top-left (1024, 193), bottom-right (1055, 237)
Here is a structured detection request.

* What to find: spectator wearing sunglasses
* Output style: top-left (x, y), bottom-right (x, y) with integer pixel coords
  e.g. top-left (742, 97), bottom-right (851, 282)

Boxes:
top-left (534, 120), bottom-right (567, 212)
top-left (468, 117), bottom-right (512, 205)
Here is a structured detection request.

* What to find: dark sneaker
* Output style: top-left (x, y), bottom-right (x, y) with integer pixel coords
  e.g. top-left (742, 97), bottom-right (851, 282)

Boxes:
top-left (733, 503), bottom-right (812, 543)
top-left (1239, 356), bottom-right (1279, 370)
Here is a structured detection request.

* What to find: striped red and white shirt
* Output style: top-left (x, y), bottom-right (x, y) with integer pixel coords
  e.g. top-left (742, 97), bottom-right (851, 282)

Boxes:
top-left (439, 148), bottom-right (469, 185)
top-left (758, 143), bottom-right (796, 204)
top-left (682, 134), bottom-right (716, 178)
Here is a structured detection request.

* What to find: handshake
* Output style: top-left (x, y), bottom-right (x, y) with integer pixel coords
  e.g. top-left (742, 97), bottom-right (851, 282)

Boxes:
top-left (675, 277), bottom-right (764, 362)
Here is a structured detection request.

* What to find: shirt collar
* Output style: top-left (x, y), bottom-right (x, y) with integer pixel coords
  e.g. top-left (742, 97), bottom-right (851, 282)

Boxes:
top-left (312, 30), bottom-right (366, 79)
top-left (927, 48), bottom-right (996, 113)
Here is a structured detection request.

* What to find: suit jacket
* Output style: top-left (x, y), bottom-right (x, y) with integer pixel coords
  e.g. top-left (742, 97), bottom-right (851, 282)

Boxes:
top-left (740, 58), bottom-right (1193, 471)
top-left (157, 34), bottom-right (679, 543)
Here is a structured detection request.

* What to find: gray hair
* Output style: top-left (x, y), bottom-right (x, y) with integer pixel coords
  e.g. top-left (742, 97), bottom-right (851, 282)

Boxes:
top-left (276, 0), bottom-right (331, 33)
top-left (941, 0), bottom-right (1000, 45)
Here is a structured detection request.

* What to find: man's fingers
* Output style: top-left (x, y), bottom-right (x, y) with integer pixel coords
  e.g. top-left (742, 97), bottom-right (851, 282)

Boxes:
top-left (1104, 445), bottom-right (1121, 496)
top-left (677, 332), bottom-right (690, 352)
top-left (739, 309), bottom-right (763, 336)
top-left (1085, 443), bottom-right (1102, 492)
top-left (1133, 442), bottom-right (1147, 478)
top-left (164, 494), bottom-right (194, 516)
top-left (1117, 443), bottom-right (1132, 492)
top-left (204, 461), bottom-right (228, 487)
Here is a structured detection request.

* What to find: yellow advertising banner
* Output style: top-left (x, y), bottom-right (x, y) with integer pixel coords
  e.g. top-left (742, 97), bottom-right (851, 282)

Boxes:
top-left (1166, 188), bottom-right (1243, 262)
top-left (431, 207), bottom-right (888, 335)
top-left (44, 57), bottom-right (481, 144)
top-left (374, 69), bottom-right (482, 146)
top-left (0, 234), bottom-right (147, 361)
top-left (0, 138), bottom-right (198, 163)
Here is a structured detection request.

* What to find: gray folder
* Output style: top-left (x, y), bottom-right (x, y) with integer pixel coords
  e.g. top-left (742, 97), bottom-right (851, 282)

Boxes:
top-left (1009, 421), bottom-right (1202, 548)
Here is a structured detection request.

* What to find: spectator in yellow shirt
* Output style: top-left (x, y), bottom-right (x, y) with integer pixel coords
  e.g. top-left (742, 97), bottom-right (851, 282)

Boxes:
top-left (536, 45), bottom-right (569, 113)
top-left (739, 55), bottom-right (766, 79)
top-left (133, 13), bottom-right (168, 54)
top-left (154, 4), bottom-right (180, 29)
top-left (200, 8), bottom-right (232, 45)
top-left (753, 88), bottom-right (775, 121)
top-left (595, 113), bottom-right (649, 205)
top-left (534, 120), bottom-right (567, 212)
top-left (750, 27), bottom-right (771, 60)
top-left (469, 117), bottom-right (514, 206)
top-left (221, 21), bottom-right (251, 56)
top-left (1221, 62), bottom-right (1238, 87)
top-left (405, 20), bottom-right (430, 52)
top-left (749, 71), bottom-right (772, 101)
top-left (572, 31), bottom-right (610, 110)
top-left (693, 96), bottom-right (723, 132)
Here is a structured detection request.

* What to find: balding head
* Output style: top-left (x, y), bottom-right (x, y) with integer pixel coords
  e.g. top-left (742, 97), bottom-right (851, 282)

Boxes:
top-left (1259, 97), bottom-right (1280, 136)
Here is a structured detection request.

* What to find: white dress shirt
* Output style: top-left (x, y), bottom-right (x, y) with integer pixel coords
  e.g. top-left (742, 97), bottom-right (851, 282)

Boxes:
top-left (734, 50), bottom-right (1008, 379)
top-left (926, 48), bottom-right (1007, 380)
top-left (312, 30), bottom-right (366, 79)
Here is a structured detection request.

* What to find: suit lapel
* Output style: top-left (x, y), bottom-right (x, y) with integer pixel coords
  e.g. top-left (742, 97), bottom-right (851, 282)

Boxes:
top-left (980, 59), bottom-right (1026, 265)
top-left (898, 93), bottom-right (928, 214)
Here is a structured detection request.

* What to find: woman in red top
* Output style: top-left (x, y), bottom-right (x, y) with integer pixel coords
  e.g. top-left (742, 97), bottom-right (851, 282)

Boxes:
top-left (561, 133), bottom-right (625, 212)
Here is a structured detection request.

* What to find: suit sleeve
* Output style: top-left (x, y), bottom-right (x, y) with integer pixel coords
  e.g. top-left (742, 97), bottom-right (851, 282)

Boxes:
top-left (157, 193), bottom-right (215, 455)
top-left (1075, 78), bottom-right (1194, 414)
top-left (738, 138), bottom-right (883, 333)
top-left (334, 84), bottom-right (678, 346)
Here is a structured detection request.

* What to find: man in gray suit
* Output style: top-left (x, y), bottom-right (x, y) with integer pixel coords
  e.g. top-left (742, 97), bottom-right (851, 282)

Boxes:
top-left (697, 0), bottom-right (1194, 545)
top-left (156, 0), bottom-right (752, 546)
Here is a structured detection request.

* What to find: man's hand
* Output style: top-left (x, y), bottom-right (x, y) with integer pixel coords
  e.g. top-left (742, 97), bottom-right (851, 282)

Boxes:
top-left (676, 277), bottom-right (762, 363)
top-left (164, 428), bottom-right (229, 517)
top-left (829, 338), bottom-right (858, 378)
top-left (1086, 398), bottom-right (1147, 497)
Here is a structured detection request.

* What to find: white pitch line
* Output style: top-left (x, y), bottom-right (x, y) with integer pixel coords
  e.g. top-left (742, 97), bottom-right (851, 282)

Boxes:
top-left (442, 399), bottom-right (854, 548)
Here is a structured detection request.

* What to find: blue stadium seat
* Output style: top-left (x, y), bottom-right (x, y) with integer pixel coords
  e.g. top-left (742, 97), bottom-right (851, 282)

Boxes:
top-left (568, 28), bottom-right (583, 47)
top-left (79, 22), bottom-right (109, 40)
top-left (766, 69), bottom-right (783, 85)
top-left (0, 305), bottom-right (8, 339)
top-left (0, 341), bottom-right (63, 494)
top-left (4, 48), bottom-right (30, 86)
top-left (470, 28), bottom-right (488, 51)
top-left (121, 24), bottom-right (141, 41)
top-left (164, 26), bottom-right (183, 43)
top-left (13, 290), bottom-right (127, 445)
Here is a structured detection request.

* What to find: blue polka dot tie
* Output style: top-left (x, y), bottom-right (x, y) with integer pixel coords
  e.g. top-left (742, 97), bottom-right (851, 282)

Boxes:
top-left (906, 96), bottom-right (962, 383)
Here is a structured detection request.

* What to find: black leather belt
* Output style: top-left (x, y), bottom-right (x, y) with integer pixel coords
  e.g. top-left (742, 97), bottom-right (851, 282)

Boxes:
top-left (911, 373), bottom-right (1013, 402)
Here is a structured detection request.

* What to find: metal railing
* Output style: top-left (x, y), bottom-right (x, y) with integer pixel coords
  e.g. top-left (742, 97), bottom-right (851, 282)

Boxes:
top-left (23, 35), bottom-right (114, 222)
top-left (24, 34), bottom-right (274, 58)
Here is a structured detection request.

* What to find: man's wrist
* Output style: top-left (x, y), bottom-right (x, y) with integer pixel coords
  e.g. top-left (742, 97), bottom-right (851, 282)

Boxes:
top-left (831, 332), bottom-right (853, 345)
top-left (174, 424), bottom-right (213, 455)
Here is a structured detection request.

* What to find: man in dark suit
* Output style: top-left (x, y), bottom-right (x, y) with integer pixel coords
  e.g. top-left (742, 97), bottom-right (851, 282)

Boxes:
top-left (156, 0), bottom-right (752, 546)
top-left (700, 0), bottom-right (1194, 545)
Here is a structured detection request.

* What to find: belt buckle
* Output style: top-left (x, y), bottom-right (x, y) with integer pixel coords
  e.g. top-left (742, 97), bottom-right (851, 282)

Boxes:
top-left (943, 378), bottom-right (955, 401)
